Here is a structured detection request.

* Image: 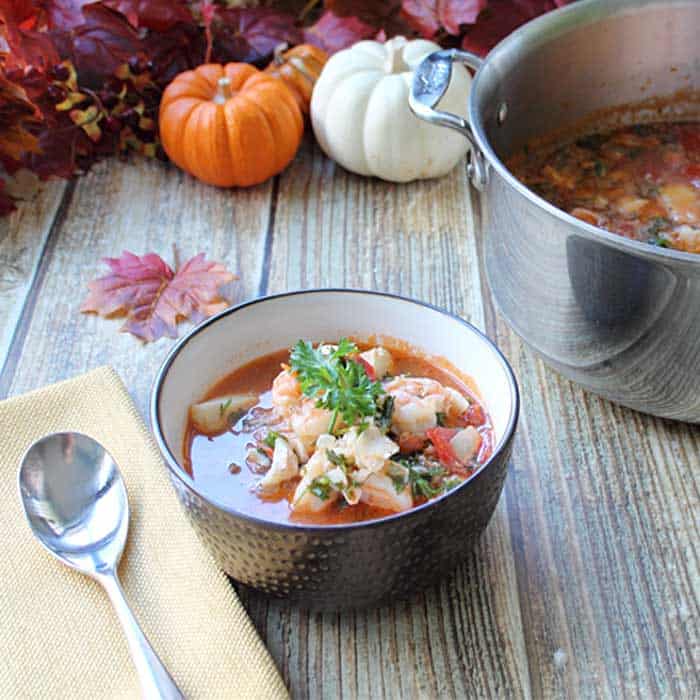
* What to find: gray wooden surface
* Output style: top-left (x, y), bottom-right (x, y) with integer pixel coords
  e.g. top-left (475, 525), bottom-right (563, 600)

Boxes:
top-left (1, 136), bottom-right (697, 699)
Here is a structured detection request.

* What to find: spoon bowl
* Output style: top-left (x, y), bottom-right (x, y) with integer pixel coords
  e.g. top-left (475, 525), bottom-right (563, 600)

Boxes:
top-left (19, 432), bottom-right (128, 576)
top-left (18, 432), bottom-right (183, 700)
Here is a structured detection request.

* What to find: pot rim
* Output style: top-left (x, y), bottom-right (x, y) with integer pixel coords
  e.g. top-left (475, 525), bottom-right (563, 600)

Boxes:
top-left (150, 288), bottom-right (520, 533)
top-left (468, 0), bottom-right (700, 266)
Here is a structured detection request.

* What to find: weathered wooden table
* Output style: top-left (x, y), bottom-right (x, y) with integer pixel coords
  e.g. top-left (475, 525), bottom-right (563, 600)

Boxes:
top-left (2, 137), bottom-right (698, 698)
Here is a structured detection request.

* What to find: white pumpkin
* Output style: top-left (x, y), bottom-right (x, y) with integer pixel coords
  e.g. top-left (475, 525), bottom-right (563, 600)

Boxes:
top-left (311, 36), bottom-right (471, 183)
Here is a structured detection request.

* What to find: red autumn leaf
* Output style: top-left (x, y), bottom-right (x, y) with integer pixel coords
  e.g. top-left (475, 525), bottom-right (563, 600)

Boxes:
top-left (50, 3), bottom-right (143, 89)
top-left (103, 0), bottom-right (192, 33)
top-left (0, 0), bottom-right (61, 69)
top-left (399, 0), bottom-right (440, 37)
top-left (304, 10), bottom-right (376, 54)
top-left (37, 0), bottom-right (93, 32)
top-left (0, 71), bottom-right (40, 166)
top-left (460, 0), bottom-right (569, 55)
top-left (81, 250), bottom-right (236, 343)
top-left (324, 0), bottom-right (411, 37)
top-left (209, 7), bottom-right (302, 65)
top-left (401, 0), bottom-right (488, 37)
top-left (440, 0), bottom-right (489, 34)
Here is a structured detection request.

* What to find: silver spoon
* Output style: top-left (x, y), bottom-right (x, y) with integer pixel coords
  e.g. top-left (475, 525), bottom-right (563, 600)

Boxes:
top-left (18, 432), bottom-right (184, 700)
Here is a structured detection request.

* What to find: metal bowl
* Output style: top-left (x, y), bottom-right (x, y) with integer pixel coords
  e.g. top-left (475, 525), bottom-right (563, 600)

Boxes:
top-left (150, 290), bottom-right (519, 610)
top-left (410, 0), bottom-right (700, 422)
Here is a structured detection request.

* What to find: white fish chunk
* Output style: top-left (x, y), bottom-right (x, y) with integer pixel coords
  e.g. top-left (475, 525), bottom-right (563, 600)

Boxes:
top-left (259, 437), bottom-right (299, 492)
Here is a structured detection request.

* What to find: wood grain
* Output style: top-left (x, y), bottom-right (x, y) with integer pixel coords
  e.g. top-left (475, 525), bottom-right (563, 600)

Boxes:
top-left (0, 180), bottom-right (66, 383)
top-left (1, 138), bottom-right (698, 700)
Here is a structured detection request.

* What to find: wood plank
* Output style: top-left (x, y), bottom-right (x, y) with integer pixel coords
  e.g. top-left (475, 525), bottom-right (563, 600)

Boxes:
top-left (0, 179), bottom-right (67, 381)
top-left (238, 138), bottom-right (532, 700)
top-left (472, 193), bottom-right (700, 698)
top-left (3, 157), bottom-right (274, 415)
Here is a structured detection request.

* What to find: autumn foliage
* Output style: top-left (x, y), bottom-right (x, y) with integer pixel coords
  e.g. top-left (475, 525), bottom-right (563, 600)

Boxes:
top-left (0, 0), bottom-right (574, 213)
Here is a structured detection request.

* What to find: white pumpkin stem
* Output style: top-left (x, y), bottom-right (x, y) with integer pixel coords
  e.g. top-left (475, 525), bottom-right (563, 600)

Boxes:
top-left (214, 77), bottom-right (232, 104)
top-left (384, 37), bottom-right (408, 73)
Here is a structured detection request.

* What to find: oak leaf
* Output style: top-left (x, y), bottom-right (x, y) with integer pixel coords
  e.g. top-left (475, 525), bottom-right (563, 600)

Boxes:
top-left (81, 250), bottom-right (236, 342)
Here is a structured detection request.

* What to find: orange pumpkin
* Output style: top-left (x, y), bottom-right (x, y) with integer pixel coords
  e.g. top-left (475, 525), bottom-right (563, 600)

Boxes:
top-left (264, 43), bottom-right (328, 115)
top-left (159, 63), bottom-right (303, 187)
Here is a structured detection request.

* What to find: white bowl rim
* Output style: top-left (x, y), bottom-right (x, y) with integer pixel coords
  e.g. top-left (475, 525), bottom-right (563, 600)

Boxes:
top-left (149, 289), bottom-right (520, 532)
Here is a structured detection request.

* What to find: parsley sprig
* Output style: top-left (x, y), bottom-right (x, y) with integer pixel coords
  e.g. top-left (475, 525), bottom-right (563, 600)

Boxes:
top-left (289, 339), bottom-right (384, 433)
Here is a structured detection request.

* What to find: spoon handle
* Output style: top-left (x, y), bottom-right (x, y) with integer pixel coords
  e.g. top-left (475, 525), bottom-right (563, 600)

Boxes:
top-left (99, 571), bottom-right (184, 700)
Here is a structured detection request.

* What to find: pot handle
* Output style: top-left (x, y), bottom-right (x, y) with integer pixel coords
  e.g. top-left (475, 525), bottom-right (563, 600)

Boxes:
top-left (409, 49), bottom-right (488, 190)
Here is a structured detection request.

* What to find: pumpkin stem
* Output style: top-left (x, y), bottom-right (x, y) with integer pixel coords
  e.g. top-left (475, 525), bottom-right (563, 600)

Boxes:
top-left (214, 77), bottom-right (232, 104)
top-left (273, 42), bottom-right (289, 65)
top-left (384, 37), bottom-right (408, 74)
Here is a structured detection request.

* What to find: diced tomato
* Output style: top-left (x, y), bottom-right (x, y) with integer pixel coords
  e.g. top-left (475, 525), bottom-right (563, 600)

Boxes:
top-left (425, 427), bottom-right (459, 467)
top-left (352, 355), bottom-right (376, 380)
top-left (398, 433), bottom-right (427, 454)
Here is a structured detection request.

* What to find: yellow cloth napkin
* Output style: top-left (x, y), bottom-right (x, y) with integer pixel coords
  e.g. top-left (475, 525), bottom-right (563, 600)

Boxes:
top-left (0, 367), bottom-right (289, 700)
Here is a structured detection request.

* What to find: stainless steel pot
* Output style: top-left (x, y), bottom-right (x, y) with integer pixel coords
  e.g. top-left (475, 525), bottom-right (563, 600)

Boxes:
top-left (410, 0), bottom-right (700, 422)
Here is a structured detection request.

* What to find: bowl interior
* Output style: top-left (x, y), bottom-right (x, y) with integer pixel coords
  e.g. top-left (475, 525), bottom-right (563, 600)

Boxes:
top-left (154, 291), bottom-right (517, 483)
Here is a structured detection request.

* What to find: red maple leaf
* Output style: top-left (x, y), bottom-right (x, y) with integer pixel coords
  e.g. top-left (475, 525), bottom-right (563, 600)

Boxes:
top-left (81, 250), bottom-right (236, 342)
top-left (460, 0), bottom-right (567, 55)
top-left (325, 0), bottom-right (411, 36)
top-left (0, 71), bottom-right (40, 168)
top-left (401, 0), bottom-right (489, 37)
top-left (209, 7), bottom-right (302, 65)
top-left (103, 0), bottom-right (192, 33)
top-left (304, 10), bottom-right (376, 54)
top-left (50, 3), bottom-right (144, 89)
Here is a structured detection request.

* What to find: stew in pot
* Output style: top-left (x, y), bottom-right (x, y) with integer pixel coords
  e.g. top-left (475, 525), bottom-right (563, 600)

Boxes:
top-left (509, 121), bottom-right (700, 252)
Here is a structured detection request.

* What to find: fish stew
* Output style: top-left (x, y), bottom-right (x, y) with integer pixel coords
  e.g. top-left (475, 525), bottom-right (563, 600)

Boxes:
top-left (509, 121), bottom-right (700, 252)
top-left (184, 339), bottom-right (494, 525)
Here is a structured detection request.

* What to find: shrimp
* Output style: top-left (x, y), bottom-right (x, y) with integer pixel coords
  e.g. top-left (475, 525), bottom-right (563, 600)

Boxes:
top-left (384, 376), bottom-right (470, 435)
top-left (290, 401), bottom-right (334, 452)
top-left (271, 369), bottom-right (302, 410)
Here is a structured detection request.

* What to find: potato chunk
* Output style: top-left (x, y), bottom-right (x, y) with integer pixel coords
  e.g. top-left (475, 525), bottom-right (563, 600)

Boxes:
top-left (190, 393), bottom-right (258, 434)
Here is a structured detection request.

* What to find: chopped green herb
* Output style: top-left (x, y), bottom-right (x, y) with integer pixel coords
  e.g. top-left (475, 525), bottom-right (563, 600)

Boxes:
top-left (309, 475), bottom-right (333, 501)
top-left (386, 462), bottom-right (408, 494)
top-left (436, 411), bottom-right (446, 427)
top-left (594, 161), bottom-right (607, 177)
top-left (263, 430), bottom-right (281, 449)
top-left (326, 449), bottom-right (347, 469)
top-left (444, 477), bottom-right (463, 491)
top-left (376, 395), bottom-right (395, 433)
top-left (290, 339), bottom-right (384, 433)
top-left (648, 236), bottom-right (670, 248)
top-left (399, 456), bottom-right (447, 500)
top-left (645, 217), bottom-right (669, 237)
top-left (218, 398), bottom-right (232, 418)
